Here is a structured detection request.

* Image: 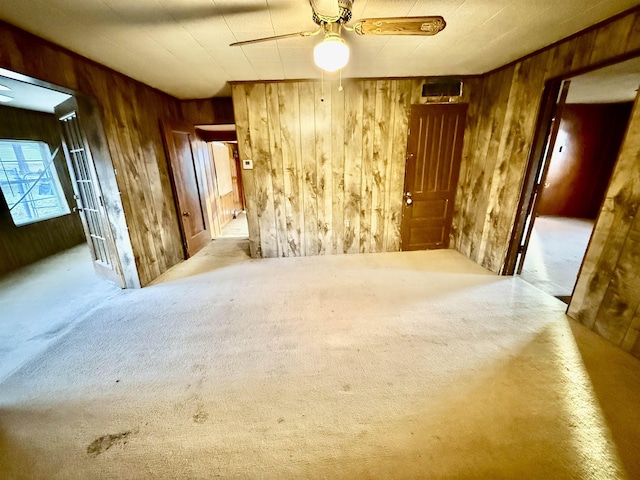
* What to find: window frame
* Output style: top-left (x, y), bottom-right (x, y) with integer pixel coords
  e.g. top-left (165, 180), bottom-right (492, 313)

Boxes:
top-left (0, 139), bottom-right (71, 227)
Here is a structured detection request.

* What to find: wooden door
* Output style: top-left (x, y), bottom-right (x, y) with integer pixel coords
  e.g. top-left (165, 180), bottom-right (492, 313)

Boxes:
top-left (514, 81), bottom-right (570, 274)
top-left (56, 98), bottom-right (124, 287)
top-left (161, 121), bottom-right (210, 257)
top-left (401, 104), bottom-right (467, 251)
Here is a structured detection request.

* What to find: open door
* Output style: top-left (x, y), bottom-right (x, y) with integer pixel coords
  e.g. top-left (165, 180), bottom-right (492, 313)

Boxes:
top-left (56, 98), bottom-right (124, 287)
top-left (161, 121), bottom-right (210, 257)
top-left (504, 81), bottom-right (570, 275)
top-left (401, 104), bottom-right (467, 250)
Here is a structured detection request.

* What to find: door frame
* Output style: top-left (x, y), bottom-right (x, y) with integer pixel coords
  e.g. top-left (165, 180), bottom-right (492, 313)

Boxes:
top-left (195, 126), bottom-right (246, 225)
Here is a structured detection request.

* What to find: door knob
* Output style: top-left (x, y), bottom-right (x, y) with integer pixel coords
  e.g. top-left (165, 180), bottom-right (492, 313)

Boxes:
top-left (404, 192), bottom-right (412, 205)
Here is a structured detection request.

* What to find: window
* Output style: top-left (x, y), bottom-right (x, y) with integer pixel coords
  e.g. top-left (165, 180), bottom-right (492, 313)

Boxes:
top-left (0, 140), bottom-right (70, 226)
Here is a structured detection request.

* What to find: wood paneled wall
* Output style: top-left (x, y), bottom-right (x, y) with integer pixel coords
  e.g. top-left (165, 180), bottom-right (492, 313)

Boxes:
top-left (453, 8), bottom-right (640, 273)
top-left (0, 106), bottom-right (85, 276)
top-left (181, 98), bottom-right (235, 126)
top-left (216, 191), bottom-right (237, 230)
top-left (568, 97), bottom-right (640, 358)
top-left (0, 21), bottom-right (229, 286)
top-left (232, 78), bottom-right (479, 258)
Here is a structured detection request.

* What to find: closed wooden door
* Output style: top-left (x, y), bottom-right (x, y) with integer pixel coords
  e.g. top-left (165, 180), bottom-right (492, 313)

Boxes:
top-left (401, 104), bottom-right (467, 250)
top-left (162, 121), bottom-right (210, 257)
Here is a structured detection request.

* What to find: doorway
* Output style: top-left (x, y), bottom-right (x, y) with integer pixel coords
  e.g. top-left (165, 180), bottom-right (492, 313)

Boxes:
top-left (0, 68), bottom-right (133, 286)
top-left (194, 124), bottom-right (247, 240)
top-left (161, 122), bottom-right (248, 259)
top-left (153, 126), bottom-right (249, 284)
top-left (0, 69), bottom-right (132, 380)
top-left (401, 104), bottom-right (467, 250)
top-left (160, 119), bottom-right (249, 263)
top-left (507, 57), bottom-right (640, 301)
top-left (205, 140), bottom-right (247, 239)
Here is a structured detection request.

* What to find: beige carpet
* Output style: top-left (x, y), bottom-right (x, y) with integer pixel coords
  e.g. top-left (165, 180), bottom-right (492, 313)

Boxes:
top-left (0, 244), bottom-right (122, 383)
top-left (520, 216), bottom-right (594, 297)
top-left (1, 245), bottom-right (639, 479)
top-left (218, 211), bottom-right (249, 239)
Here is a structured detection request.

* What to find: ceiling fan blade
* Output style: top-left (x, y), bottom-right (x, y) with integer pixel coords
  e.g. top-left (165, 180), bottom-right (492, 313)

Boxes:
top-left (309, 0), bottom-right (340, 18)
top-left (352, 16), bottom-right (446, 36)
top-left (230, 29), bottom-right (321, 47)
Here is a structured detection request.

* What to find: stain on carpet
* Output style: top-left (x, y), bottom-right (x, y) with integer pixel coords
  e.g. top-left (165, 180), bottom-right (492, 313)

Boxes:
top-left (193, 410), bottom-right (209, 423)
top-left (87, 431), bottom-right (132, 457)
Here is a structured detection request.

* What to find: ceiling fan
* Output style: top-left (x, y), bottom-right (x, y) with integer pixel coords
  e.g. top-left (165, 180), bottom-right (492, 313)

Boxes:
top-left (230, 0), bottom-right (446, 72)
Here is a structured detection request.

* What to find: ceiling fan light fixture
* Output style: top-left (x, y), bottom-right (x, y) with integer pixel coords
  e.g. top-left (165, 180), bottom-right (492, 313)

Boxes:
top-left (314, 33), bottom-right (349, 72)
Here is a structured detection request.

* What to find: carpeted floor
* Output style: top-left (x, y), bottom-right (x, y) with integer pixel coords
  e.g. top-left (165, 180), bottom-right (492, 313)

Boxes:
top-left (1, 244), bottom-right (639, 479)
top-left (520, 216), bottom-right (594, 297)
top-left (218, 211), bottom-right (249, 239)
top-left (0, 245), bottom-right (122, 383)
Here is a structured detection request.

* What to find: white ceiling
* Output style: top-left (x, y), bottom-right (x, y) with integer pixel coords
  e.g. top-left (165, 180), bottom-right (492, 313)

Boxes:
top-left (567, 57), bottom-right (640, 104)
top-left (0, 0), bottom-right (638, 99)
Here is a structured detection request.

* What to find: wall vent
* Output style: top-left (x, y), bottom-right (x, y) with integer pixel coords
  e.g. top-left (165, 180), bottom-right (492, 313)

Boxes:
top-left (422, 78), bottom-right (463, 97)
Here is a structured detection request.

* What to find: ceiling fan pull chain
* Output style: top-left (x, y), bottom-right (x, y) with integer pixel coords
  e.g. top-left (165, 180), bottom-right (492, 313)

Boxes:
top-left (338, 68), bottom-right (344, 92)
top-left (321, 69), bottom-right (325, 102)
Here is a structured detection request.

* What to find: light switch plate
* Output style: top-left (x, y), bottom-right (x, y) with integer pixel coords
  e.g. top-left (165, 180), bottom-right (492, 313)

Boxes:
top-left (242, 159), bottom-right (254, 170)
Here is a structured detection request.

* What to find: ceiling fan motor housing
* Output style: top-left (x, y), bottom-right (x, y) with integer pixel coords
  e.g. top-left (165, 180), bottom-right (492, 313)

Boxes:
top-left (312, 0), bottom-right (353, 25)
